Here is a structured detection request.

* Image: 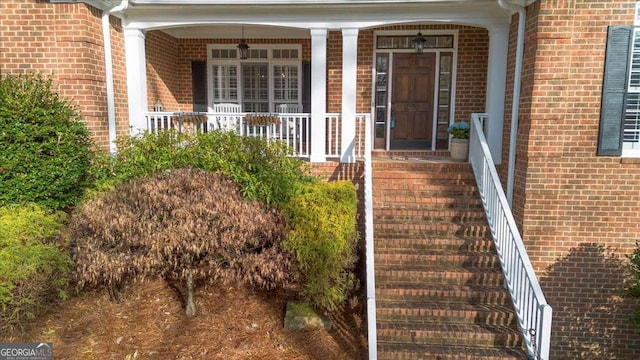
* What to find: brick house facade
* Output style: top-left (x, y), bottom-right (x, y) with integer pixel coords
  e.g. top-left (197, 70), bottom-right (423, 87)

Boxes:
top-left (2, 0), bottom-right (640, 358)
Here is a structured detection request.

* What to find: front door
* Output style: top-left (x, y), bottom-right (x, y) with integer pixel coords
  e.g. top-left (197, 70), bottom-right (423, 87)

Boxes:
top-left (390, 53), bottom-right (435, 149)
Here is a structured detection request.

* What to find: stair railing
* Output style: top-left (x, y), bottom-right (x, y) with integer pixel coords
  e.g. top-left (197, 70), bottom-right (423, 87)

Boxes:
top-left (364, 109), bottom-right (378, 360)
top-left (469, 113), bottom-right (552, 360)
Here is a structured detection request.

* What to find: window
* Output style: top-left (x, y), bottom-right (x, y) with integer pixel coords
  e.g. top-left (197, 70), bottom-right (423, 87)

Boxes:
top-left (208, 45), bottom-right (302, 113)
top-left (598, 26), bottom-right (636, 156)
top-left (598, 3), bottom-right (640, 157)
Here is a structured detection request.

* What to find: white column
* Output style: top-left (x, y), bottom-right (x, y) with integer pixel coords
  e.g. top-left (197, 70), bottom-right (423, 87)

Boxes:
top-left (124, 27), bottom-right (148, 135)
top-left (341, 28), bottom-right (359, 163)
top-left (310, 28), bottom-right (328, 163)
top-left (485, 24), bottom-right (509, 165)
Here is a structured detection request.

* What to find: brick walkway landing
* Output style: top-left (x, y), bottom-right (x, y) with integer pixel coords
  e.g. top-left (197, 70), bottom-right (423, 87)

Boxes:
top-left (372, 154), bottom-right (528, 359)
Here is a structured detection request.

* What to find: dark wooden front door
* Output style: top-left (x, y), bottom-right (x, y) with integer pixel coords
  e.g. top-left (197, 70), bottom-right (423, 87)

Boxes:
top-left (391, 53), bottom-right (435, 149)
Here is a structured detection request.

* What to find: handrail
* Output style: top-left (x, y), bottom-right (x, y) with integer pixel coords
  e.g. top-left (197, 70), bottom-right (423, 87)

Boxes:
top-left (469, 113), bottom-right (552, 360)
top-left (363, 108), bottom-right (378, 360)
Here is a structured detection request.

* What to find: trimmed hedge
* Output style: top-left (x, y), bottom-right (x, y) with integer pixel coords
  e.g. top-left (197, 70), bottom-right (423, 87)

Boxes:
top-left (90, 130), bottom-right (312, 206)
top-left (0, 205), bottom-right (72, 335)
top-left (0, 74), bottom-right (93, 210)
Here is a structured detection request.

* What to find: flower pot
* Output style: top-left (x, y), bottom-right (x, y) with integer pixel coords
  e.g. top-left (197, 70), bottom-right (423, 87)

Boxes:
top-left (450, 138), bottom-right (469, 162)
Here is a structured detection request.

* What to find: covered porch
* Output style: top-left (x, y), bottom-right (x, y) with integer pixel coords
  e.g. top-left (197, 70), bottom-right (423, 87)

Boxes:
top-left (116, 0), bottom-right (514, 165)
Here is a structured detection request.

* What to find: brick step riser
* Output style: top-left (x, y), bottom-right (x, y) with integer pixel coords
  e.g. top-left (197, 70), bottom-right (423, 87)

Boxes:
top-left (376, 308), bottom-right (518, 327)
top-left (376, 273), bottom-right (504, 287)
top-left (372, 183), bottom-right (479, 191)
top-left (375, 193), bottom-right (483, 200)
top-left (375, 227), bottom-right (492, 239)
top-left (373, 165), bottom-right (474, 171)
top-left (377, 329), bottom-right (523, 348)
top-left (376, 299), bottom-right (517, 327)
top-left (374, 220), bottom-right (489, 229)
top-left (373, 169), bottom-right (474, 176)
top-left (374, 211), bottom-right (486, 223)
top-left (374, 204), bottom-right (484, 213)
top-left (376, 344), bottom-right (529, 360)
top-left (375, 257), bottom-right (502, 270)
top-left (373, 180), bottom-right (477, 187)
top-left (375, 290), bottom-right (512, 306)
top-left (374, 241), bottom-right (496, 253)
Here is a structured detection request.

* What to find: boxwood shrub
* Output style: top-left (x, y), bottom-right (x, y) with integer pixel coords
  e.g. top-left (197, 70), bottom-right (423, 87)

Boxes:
top-left (0, 74), bottom-right (93, 210)
top-left (90, 130), bottom-right (312, 206)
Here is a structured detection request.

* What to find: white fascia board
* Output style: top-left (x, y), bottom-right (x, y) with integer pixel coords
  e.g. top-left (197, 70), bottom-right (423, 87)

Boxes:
top-left (50, 0), bottom-right (122, 11)
top-left (122, 2), bottom-right (511, 31)
top-left (129, 0), bottom-right (535, 4)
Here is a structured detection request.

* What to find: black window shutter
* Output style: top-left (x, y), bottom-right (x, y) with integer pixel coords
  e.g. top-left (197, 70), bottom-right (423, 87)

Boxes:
top-left (597, 26), bottom-right (633, 156)
top-left (191, 61), bottom-right (207, 112)
top-left (302, 60), bottom-right (311, 113)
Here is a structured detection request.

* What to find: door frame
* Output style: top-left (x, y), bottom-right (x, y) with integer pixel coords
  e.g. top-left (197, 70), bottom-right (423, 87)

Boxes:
top-left (371, 29), bottom-right (459, 151)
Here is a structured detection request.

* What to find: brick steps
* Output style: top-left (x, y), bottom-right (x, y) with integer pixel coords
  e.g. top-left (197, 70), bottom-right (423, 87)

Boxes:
top-left (376, 266), bottom-right (505, 287)
top-left (377, 302), bottom-right (518, 326)
top-left (372, 159), bottom-right (526, 359)
top-left (375, 224), bottom-right (492, 238)
top-left (377, 323), bottom-right (522, 348)
top-left (374, 208), bottom-right (487, 223)
top-left (375, 237), bottom-right (495, 252)
top-left (376, 284), bottom-right (512, 306)
top-left (375, 251), bottom-right (501, 269)
top-left (377, 343), bottom-right (529, 360)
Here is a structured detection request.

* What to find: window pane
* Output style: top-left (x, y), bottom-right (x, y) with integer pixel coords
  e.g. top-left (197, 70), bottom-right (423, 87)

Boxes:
top-left (630, 30), bottom-right (640, 88)
top-left (212, 64), bottom-right (238, 102)
top-left (242, 63), bottom-right (269, 111)
top-left (273, 64), bottom-right (299, 103)
top-left (625, 93), bottom-right (640, 143)
top-left (377, 35), bottom-right (455, 49)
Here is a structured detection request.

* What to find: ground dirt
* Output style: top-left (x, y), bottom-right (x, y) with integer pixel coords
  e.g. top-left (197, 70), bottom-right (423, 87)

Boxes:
top-left (3, 280), bottom-right (367, 359)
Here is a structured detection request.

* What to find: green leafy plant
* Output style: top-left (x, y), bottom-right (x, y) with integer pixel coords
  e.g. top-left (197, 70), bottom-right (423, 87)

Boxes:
top-left (90, 130), bottom-right (312, 206)
top-left (0, 204), bottom-right (72, 335)
top-left (282, 180), bottom-right (359, 310)
top-left (0, 73), bottom-right (93, 210)
top-left (72, 168), bottom-right (291, 317)
top-left (624, 242), bottom-right (640, 330)
top-left (447, 121), bottom-right (470, 139)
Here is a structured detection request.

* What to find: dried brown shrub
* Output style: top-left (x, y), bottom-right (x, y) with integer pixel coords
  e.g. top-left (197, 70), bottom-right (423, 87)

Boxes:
top-left (71, 168), bottom-right (290, 315)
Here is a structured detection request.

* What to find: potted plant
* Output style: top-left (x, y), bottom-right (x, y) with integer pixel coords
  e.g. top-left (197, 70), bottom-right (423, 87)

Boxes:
top-left (448, 121), bottom-right (470, 162)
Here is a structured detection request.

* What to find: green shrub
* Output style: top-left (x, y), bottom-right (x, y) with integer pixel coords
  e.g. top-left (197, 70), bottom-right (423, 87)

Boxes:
top-left (282, 180), bottom-right (359, 310)
top-left (0, 73), bottom-right (93, 210)
top-left (90, 130), bottom-right (311, 206)
top-left (624, 242), bottom-right (640, 330)
top-left (73, 168), bottom-right (291, 317)
top-left (0, 204), bottom-right (72, 335)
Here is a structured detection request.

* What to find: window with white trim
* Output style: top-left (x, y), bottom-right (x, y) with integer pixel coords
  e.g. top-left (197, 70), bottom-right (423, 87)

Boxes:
top-left (207, 45), bottom-right (302, 113)
top-left (624, 8), bottom-right (640, 155)
top-left (597, 3), bottom-right (640, 157)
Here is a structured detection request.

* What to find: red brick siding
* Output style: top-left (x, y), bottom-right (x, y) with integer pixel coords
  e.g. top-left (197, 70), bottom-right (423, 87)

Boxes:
top-left (146, 31), bottom-right (179, 111)
top-left (505, 0), bottom-right (640, 357)
top-left (109, 17), bottom-right (129, 139)
top-left (0, 0), bottom-right (128, 150)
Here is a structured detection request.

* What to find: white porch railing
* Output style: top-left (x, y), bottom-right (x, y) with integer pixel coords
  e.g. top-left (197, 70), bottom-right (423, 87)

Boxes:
top-left (144, 112), bottom-right (370, 159)
top-left (469, 113), bottom-right (552, 360)
top-left (145, 112), bottom-right (312, 157)
top-left (325, 113), bottom-right (369, 158)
